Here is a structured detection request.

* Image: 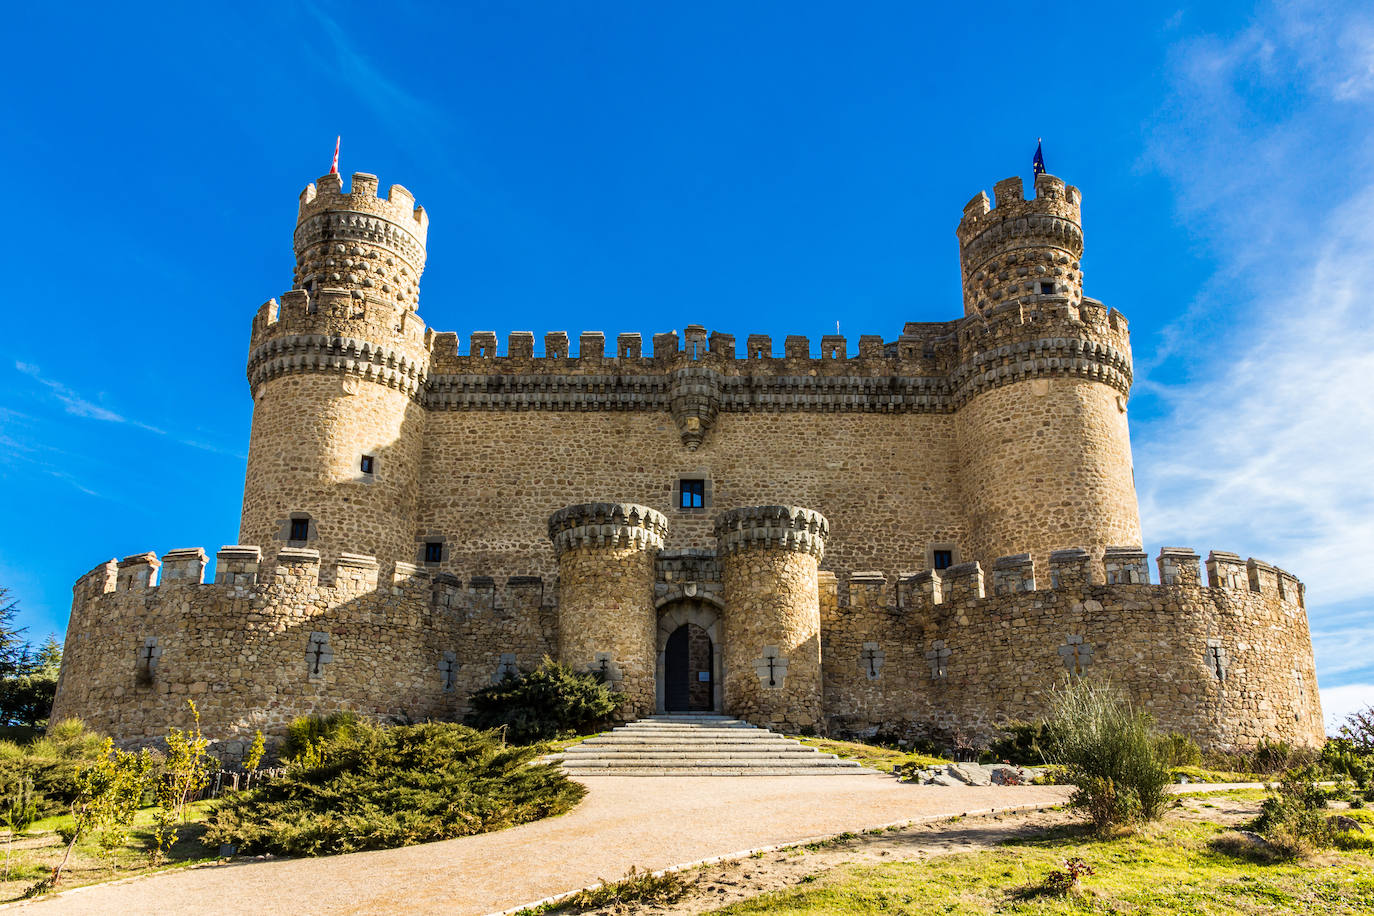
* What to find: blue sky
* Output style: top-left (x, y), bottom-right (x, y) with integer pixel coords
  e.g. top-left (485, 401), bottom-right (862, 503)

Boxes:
top-left (1, 1), bottom-right (1370, 730)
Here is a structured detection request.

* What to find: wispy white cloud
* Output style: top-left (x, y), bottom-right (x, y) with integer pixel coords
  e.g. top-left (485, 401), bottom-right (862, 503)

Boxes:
top-left (1136, 0), bottom-right (1374, 688)
top-left (10, 361), bottom-right (244, 458)
top-left (14, 361), bottom-right (136, 426)
top-left (1320, 683), bottom-right (1374, 734)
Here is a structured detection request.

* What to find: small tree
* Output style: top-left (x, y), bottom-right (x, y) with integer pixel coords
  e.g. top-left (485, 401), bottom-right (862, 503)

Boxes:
top-left (1339, 705), bottom-right (1374, 756)
top-left (151, 700), bottom-right (211, 862)
top-left (40, 739), bottom-right (153, 891)
top-left (243, 730), bottom-right (266, 775)
top-left (465, 659), bottom-right (621, 744)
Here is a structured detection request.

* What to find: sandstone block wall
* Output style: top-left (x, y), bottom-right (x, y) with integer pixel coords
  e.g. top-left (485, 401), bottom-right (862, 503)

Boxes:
top-left (49, 545), bottom-right (557, 761)
top-left (820, 548), bottom-right (1323, 749)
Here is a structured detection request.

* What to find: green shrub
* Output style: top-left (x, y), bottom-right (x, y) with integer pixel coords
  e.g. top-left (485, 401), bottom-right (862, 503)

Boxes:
top-left (1251, 765), bottom-right (1333, 860)
top-left (1321, 738), bottom-right (1373, 789)
top-left (1039, 682), bottom-right (1171, 834)
top-left (464, 659), bottom-right (620, 744)
top-left (281, 711), bottom-right (361, 764)
top-left (204, 719), bottom-right (585, 857)
top-left (0, 719), bottom-right (109, 818)
top-left (987, 721), bottom-right (1049, 765)
top-left (1152, 732), bottom-right (1202, 768)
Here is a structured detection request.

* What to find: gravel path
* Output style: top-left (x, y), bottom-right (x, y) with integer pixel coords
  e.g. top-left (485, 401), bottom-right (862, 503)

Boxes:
top-left (8, 775), bottom-right (1072, 916)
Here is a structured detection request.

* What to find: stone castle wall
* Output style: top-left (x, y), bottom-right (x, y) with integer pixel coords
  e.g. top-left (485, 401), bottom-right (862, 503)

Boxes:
top-left (820, 548), bottom-right (1324, 748)
top-left (51, 541), bottom-right (1322, 756)
top-left (49, 546), bottom-right (557, 759)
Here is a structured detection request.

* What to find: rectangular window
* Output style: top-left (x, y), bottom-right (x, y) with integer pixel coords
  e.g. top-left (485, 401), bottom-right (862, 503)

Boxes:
top-left (424, 541), bottom-right (443, 564)
top-left (289, 518), bottom-right (310, 542)
top-left (360, 455), bottom-right (375, 474)
top-left (679, 479), bottom-right (705, 509)
top-left (1039, 281), bottom-right (1054, 295)
top-left (933, 550), bottom-right (953, 570)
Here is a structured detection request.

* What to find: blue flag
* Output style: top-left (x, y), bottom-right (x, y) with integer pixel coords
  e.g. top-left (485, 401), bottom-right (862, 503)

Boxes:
top-left (1032, 139), bottom-right (1045, 177)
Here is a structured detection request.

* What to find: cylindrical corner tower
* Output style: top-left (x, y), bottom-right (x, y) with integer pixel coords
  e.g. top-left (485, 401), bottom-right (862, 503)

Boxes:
top-left (549, 502), bottom-right (668, 719)
top-left (716, 506), bottom-right (828, 732)
top-left (239, 172), bottom-right (432, 567)
top-left (952, 173), bottom-right (1141, 572)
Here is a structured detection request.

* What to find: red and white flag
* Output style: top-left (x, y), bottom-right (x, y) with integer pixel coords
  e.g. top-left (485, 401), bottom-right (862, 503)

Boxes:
top-left (330, 136), bottom-right (340, 175)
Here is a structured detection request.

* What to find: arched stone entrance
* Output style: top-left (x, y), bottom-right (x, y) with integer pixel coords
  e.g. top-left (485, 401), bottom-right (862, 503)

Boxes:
top-left (655, 600), bottom-right (723, 713)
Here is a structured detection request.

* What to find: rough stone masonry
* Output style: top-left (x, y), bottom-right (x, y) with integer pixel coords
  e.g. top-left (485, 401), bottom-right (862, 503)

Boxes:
top-left (49, 167), bottom-right (1324, 758)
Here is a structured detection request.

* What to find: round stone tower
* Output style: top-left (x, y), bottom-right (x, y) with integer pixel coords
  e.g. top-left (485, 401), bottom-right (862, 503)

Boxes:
top-left (548, 502), bottom-right (668, 719)
top-left (716, 506), bottom-right (828, 733)
top-left (952, 173), bottom-right (1142, 571)
top-left (239, 172), bottom-right (431, 566)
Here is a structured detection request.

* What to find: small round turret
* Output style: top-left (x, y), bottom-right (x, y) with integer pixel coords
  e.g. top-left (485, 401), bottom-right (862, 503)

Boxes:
top-left (294, 171), bottom-right (429, 311)
top-left (956, 173), bottom-right (1083, 317)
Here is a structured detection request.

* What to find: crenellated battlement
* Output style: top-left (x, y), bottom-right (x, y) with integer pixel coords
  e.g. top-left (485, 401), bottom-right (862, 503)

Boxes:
top-left (70, 545), bottom-right (558, 615)
top-left (824, 546), bottom-right (1306, 611)
top-left (297, 172), bottom-right (428, 244)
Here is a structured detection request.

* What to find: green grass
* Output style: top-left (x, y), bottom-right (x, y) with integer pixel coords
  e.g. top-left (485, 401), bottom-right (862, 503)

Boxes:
top-left (795, 737), bottom-right (948, 772)
top-left (709, 811), bottom-right (1374, 914)
top-left (1172, 765), bottom-right (1267, 784)
top-left (0, 799), bottom-right (219, 901)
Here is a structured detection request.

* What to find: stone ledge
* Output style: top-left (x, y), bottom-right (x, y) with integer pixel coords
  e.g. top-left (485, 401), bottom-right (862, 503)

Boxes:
top-left (715, 506), bottom-right (829, 559)
top-left (548, 502), bottom-right (669, 556)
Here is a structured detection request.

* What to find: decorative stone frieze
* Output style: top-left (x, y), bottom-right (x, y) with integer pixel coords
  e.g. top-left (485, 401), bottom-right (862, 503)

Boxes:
top-left (669, 366), bottom-right (721, 450)
top-left (547, 502), bottom-right (669, 556)
top-left (715, 506), bottom-right (829, 560)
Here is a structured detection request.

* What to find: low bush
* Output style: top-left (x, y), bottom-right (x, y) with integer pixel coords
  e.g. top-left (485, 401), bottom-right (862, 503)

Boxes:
top-left (1039, 682), bottom-right (1171, 834)
top-left (203, 719), bottom-right (585, 856)
top-left (464, 659), bottom-right (620, 744)
top-left (1251, 765), bottom-right (1333, 860)
top-left (1152, 732), bottom-right (1202, 768)
top-left (987, 721), bottom-right (1049, 766)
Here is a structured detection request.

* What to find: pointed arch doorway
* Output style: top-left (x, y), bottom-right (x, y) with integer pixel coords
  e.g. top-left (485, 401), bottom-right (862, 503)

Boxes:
top-left (655, 600), bottom-right (723, 714)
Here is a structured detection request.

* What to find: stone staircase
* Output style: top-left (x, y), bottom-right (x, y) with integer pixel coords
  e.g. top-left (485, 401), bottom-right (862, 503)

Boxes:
top-left (554, 714), bottom-right (872, 776)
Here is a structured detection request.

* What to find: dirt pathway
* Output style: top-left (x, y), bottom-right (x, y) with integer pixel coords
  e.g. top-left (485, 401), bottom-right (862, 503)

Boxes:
top-left (7, 776), bottom-right (1071, 916)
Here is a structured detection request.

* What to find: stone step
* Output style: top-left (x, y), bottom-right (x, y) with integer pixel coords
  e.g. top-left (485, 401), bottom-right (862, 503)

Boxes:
top-left (556, 715), bottom-right (870, 777)
top-left (563, 751), bottom-right (831, 762)
top-left (560, 765), bottom-right (861, 776)
top-left (575, 736), bottom-right (807, 747)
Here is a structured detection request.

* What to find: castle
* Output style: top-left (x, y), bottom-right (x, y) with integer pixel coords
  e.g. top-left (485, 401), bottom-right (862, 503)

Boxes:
top-left (50, 167), bottom-right (1324, 757)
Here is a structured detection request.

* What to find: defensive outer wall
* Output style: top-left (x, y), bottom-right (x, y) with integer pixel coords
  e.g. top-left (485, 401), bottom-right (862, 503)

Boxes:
top-left (52, 534), bottom-right (1323, 757)
top-left (49, 167), bottom-right (1325, 757)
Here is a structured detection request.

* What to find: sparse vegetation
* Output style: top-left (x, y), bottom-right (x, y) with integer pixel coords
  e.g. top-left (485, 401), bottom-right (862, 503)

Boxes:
top-left (465, 659), bottom-right (621, 744)
top-left (204, 717), bottom-right (585, 856)
top-left (711, 795), bottom-right (1374, 914)
top-left (793, 736), bottom-right (948, 773)
top-left (1039, 682), bottom-right (1171, 834)
top-left (522, 866), bottom-right (690, 913)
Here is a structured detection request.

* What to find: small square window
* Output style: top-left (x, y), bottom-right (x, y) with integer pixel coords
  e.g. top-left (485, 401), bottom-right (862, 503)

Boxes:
top-left (933, 550), bottom-right (953, 570)
top-left (679, 479), bottom-right (705, 509)
top-left (424, 541), bottom-right (443, 564)
top-left (1039, 282), bottom-right (1054, 295)
top-left (360, 455), bottom-right (375, 474)
top-left (289, 518), bottom-right (310, 542)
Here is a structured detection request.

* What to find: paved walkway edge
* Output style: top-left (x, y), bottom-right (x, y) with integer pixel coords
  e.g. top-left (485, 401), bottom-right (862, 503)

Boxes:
top-left (488, 800), bottom-right (1058, 916)
top-left (487, 781), bottom-right (1270, 916)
